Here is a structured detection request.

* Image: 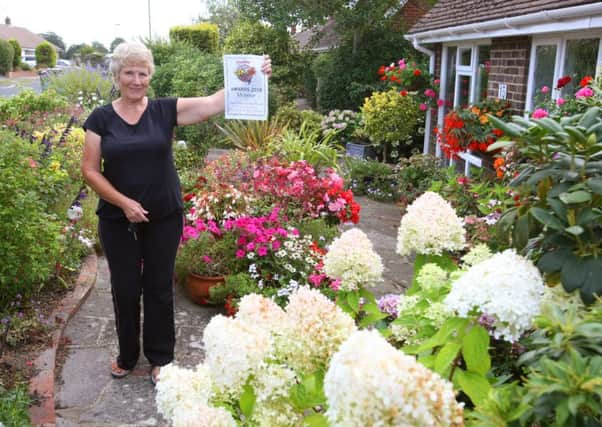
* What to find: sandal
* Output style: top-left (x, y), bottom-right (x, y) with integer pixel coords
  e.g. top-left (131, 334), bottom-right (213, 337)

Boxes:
top-left (110, 361), bottom-right (131, 379)
top-left (150, 366), bottom-right (161, 386)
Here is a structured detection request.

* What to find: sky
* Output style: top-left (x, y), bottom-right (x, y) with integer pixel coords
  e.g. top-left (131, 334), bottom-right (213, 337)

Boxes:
top-left (0, 0), bottom-right (209, 49)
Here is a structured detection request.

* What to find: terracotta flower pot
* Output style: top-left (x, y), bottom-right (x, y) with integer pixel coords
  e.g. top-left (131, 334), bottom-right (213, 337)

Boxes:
top-left (185, 272), bottom-right (225, 305)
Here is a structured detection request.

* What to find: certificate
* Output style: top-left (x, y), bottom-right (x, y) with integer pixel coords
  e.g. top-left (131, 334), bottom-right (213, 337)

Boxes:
top-left (223, 54), bottom-right (268, 120)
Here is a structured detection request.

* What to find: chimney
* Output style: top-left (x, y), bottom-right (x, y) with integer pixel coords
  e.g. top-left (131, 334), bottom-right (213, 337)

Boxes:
top-left (4, 17), bottom-right (11, 25)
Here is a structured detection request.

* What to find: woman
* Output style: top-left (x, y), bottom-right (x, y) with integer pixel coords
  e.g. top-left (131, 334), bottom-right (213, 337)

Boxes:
top-left (81, 42), bottom-right (271, 385)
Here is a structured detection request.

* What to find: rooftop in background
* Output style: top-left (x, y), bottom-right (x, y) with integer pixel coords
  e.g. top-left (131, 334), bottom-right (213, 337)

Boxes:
top-left (0, 23), bottom-right (49, 50)
top-left (408, 0), bottom-right (601, 34)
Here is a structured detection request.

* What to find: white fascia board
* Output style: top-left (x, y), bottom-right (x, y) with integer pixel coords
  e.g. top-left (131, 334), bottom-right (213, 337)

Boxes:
top-left (407, 3), bottom-right (602, 44)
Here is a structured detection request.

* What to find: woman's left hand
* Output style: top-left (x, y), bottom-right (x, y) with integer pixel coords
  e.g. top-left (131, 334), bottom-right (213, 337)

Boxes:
top-left (262, 55), bottom-right (272, 79)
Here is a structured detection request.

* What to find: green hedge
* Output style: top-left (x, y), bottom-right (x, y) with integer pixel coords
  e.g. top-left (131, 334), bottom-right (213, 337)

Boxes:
top-left (0, 40), bottom-right (14, 75)
top-left (7, 39), bottom-right (20, 69)
top-left (35, 41), bottom-right (57, 68)
top-left (170, 23), bottom-right (219, 53)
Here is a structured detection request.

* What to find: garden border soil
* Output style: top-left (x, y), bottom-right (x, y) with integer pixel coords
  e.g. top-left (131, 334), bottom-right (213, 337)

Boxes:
top-left (28, 253), bottom-right (98, 426)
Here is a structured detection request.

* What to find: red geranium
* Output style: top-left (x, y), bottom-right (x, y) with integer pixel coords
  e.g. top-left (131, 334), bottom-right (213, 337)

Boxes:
top-left (579, 75), bottom-right (593, 87)
top-left (556, 76), bottom-right (572, 89)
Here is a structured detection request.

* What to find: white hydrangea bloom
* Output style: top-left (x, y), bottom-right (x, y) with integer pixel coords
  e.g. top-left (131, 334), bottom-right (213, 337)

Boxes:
top-left (155, 363), bottom-right (212, 421)
top-left (461, 243), bottom-right (493, 267)
top-left (444, 249), bottom-right (545, 342)
top-left (171, 404), bottom-right (237, 427)
top-left (324, 330), bottom-right (464, 427)
top-left (203, 315), bottom-right (272, 396)
top-left (322, 228), bottom-right (383, 290)
top-left (396, 191), bottom-right (466, 256)
top-left (235, 293), bottom-right (285, 334)
top-left (249, 364), bottom-right (301, 427)
top-left (416, 263), bottom-right (449, 293)
top-left (276, 286), bottom-right (357, 374)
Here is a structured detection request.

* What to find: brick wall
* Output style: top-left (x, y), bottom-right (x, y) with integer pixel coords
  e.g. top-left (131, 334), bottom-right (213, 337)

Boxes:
top-left (487, 36), bottom-right (531, 113)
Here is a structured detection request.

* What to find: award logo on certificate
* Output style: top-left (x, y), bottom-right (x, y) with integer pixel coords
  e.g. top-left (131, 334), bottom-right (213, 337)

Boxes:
top-left (223, 55), bottom-right (268, 120)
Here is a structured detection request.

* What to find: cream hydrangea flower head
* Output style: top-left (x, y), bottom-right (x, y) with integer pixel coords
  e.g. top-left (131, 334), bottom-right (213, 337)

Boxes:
top-left (323, 228), bottom-right (383, 290)
top-left (171, 404), bottom-right (237, 427)
top-left (235, 293), bottom-right (285, 334)
top-left (324, 330), bottom-right (464, 426)
top-left (275, 286), bottom-right (357, 374)
top-left (444, 249), bottom-right (545, 342)
top-left (202, 315), bottom-right (272, 396)
top-left (396, 191), bottom-right (466, 256)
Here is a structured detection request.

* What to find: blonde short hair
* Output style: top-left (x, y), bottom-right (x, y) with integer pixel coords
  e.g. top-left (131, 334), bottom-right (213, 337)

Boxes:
top-left (110, 42), bottom-right (155, 85)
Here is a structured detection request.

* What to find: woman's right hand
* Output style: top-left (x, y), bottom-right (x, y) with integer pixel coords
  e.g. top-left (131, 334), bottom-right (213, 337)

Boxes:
top-left (121, 198), bottom-right (149, 223)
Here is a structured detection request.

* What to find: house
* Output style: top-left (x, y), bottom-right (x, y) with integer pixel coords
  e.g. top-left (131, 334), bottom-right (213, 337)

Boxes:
top-left (0, 17), bottom-right (52, 65)
top-left (405, 0), bottom-right (602, 171)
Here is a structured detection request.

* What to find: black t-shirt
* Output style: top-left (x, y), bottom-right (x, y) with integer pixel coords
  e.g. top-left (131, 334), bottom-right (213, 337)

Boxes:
top-left (83, 97), bottom-right (183, 221)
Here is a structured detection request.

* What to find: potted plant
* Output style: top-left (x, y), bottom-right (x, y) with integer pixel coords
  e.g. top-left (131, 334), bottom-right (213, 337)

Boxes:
top-left (175, 230), bottom-right (242, 305)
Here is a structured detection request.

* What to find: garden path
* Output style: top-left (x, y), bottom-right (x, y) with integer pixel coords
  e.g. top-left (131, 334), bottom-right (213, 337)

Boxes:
top-left (53, 152), bottom-right (412, 426)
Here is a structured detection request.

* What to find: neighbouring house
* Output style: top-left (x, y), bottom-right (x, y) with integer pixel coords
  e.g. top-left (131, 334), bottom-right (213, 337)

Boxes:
top-left (406, 0), bottom-right (602, 172)
top-left (0, 17), bottom-right (55, 66)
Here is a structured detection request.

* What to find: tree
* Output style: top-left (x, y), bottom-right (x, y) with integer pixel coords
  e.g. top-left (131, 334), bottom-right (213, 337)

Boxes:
top-left (35, 41), bottom-right (57, 68)
top-left (91, 41), bottom-right (108, 54)
top-left (204, 0), bottom-right (242, 41)
top-left (235, 0), bottom-right (403, 55)
top-left (39, 32), bottom-right (66, 53)
top-left (110, 37), bottom-right (126, 52)
top-left (7, 39), bottom-right (20, 69)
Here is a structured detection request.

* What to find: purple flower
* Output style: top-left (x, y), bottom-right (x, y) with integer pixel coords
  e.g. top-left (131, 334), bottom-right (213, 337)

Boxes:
top-left (377, 294), bottom-right (401, 318)
top-left (478, 313), bottom-right (496, 330)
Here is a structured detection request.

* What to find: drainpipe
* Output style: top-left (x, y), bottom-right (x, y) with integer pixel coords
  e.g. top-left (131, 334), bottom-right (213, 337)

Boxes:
top-left (409, 36), bottom-right (436, 154)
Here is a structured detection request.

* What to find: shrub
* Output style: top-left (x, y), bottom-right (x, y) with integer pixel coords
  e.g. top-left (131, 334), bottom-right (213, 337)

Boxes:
top-left (0, 131), bottom-right (63, 309)
top-left (343, 158), bottom-right (398, 201)
top-left (0, 384), bottom-right (31, 427)
top-left (169, 23), bottom-right (219, 53)
top-left (35, 41), bottom-right (57, 68)
top-left (19, 62), bottom-right (31, 71)
top-left (0, 39), bottom-right (14, 75)
top-left (45, 68), bottom-right (113, 115)
top-left (273, 104), bottom-right (323, 133)
top-left (361, 88), bottom-right (421, 161)
top-left (395, 153), bottom-right (446, 212)
top-left (320, 109), bottom-right (362, 145)
top-left (7, 39), bottom-right (20, 69)
top-left (0, 89), bottom-right (68, 122)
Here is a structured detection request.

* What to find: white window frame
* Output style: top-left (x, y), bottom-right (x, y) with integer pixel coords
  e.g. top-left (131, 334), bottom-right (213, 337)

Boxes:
top-left (526, 31), bottom-right (602, 112)
top-left (438, 40), bottom-right (491, 174)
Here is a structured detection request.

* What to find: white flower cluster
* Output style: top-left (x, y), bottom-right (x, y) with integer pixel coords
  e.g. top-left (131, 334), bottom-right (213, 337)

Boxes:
top-left (248, 364), bottom-right (301, 427)
top-left (416, 263), bottom-right (449, 293)
top-left (460, 243), bottom-right (493, 267)
top-left (444, 249), bottom-right (545, 342)
top-left (324, 330), bottom-right (464, 427)
top-left (171, 404), bottom-right (237, 427)
top-left (275, 286), bottom-right (357, 373)
top-left (396, 191), bottom-right (466, 256)
top-left (322, 228), bottom-right (383, 290)
top-left (203, 315), bottom-right (272, 396)
top-left (235, 293), bottom-right (285, 334)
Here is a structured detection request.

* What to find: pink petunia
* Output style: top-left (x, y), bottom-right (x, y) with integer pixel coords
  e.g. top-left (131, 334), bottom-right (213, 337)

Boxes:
top-left (424, 88), bottom-right (436, 98)
top-left (531, 108), bottom-right (549, 119)
top-left (272, 240), bottom-right (281, 250)
top-left (329, 279), bottom-right (342, 291)
top-left (556, 97), bottom-right (566, 106)
top-left (437, 99), bottom-right (444, 107)
top-left (235, 249), bottom-right (246, 258)
top-left (308, 273), bottom-right (326, 287)
top-left (575, 87), bottom-right (594, 98)
top-left (540, 85), bottom-right (550, 94)
top-left (257, 246), bottom-right (268, 256)
top-left (419, 103), bottom-right (428, 111)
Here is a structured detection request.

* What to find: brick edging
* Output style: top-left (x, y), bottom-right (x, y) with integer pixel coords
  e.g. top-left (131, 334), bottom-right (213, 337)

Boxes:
top-left (28, 253), bottom-right (98, 427)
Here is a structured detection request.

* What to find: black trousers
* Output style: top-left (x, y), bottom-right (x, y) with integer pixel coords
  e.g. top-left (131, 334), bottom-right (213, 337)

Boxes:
top-left (98, 211), bottom-right (183, 370)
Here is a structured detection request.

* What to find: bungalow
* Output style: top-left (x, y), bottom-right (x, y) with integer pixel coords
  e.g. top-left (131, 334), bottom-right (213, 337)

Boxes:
top-left (0, 17), bottom-right (53, 65)
top-left (406, 0), bottom-right (602, 172)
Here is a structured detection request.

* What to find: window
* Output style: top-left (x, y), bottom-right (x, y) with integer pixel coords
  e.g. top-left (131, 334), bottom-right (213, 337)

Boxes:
top-left (527, 34), bottom-right (602, 111)
top-left (476, 45), bottom-right (491, 102)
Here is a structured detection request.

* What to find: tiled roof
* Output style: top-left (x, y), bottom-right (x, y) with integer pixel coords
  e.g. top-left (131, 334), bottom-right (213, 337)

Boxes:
top-left (0, 24), bottom-right (47, 49)
top-left (408, 0), bottom-right (601, 34)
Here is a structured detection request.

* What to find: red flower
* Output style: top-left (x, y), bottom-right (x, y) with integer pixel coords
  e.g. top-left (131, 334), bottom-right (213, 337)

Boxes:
top-left (492, 128), bottom-right (504, 137)
top-left (380, 75), bottom-right (387, 81)
top-left (556, 76), bottom-right (572, 89)
top-left (579, 75), bottom-right (593, 87)
top-left (413, 69), bottom-right (421, 76)
top-left (400, 90), bottom-right (408, 96)
top-left (183, 193), bottom-right (195, 202)
top-left (377, 65), bottom-right (386, 75)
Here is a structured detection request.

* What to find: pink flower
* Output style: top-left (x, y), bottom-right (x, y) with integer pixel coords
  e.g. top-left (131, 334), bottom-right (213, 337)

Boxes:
top-left (437, 99), bottom-right (444, 107)
top-left (434, 79), bottom-right (440, 85)
top-left (272, 240), bottom-right (281, 250)
top-left (182, 226), bottom-right (200, 242)
top-left (556, 97), bottom-right (566, 106)
top-left (329, 279), bottom-right (342, 291)
top-left (398, 59), bottom-right (406, 70)
top-left (257, 246), bottom-right (268, 256)
top-left (540, 85), bottom-right (550, 94)
top-left (235, 249), bottom-right (246, 258)
top-left (419, 103), bottom-right (428, 111)
top-left (531, 108), bottom-right (549, 119)
top-left (202, 255), bottom-right (212, 263)
top-left (424, 88), bottom-right (436, 98)
top-left (575, 87), bottom-right (594, 98)
top-left (309, 273), bottom-right (326, 287)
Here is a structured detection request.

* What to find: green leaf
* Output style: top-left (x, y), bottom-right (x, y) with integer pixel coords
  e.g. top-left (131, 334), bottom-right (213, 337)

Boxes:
top-left (239, 384), bottom-right (256, 417)
top-left (559, 191), bottom-right (592, 204)
top-left (565, 225), bottom-right (584, 235)
top-left (537, 117), bottom-right (564, 133)
top-left (435, 341), bottom-right (462, 375)
top-left (486, 139), bottom-right (515, 151)
top-left (579, 258), bottom-right (602, 304)
top-left (577, 208), bottom-right (601, 226)
top-left (512, 212), bottom-right (530, 250)
top-left (414, 317), bottom-right (468, 353)
top-left (346, 291), bottom-right (360, 313)
top-left (530, 207), bottom-right (565, 230)
top-left (462, 326), bottom-right (491, 375)
top-left (578, 106), bottom-right (600, 128)
top-left (587, 177), bottom-right (602, 195)
top-left (561, 256), bottom-right (587, 292)
top-left (303, 413), bottom-right (329, 427)
top-left (359, 312), bottom-right (388, 328)
top-left (537, 248), bottom-right (573, 273)
top-left (487, 115), bottom-right (525, 137)
top-left (454, 369), bottom-right (492, 406)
